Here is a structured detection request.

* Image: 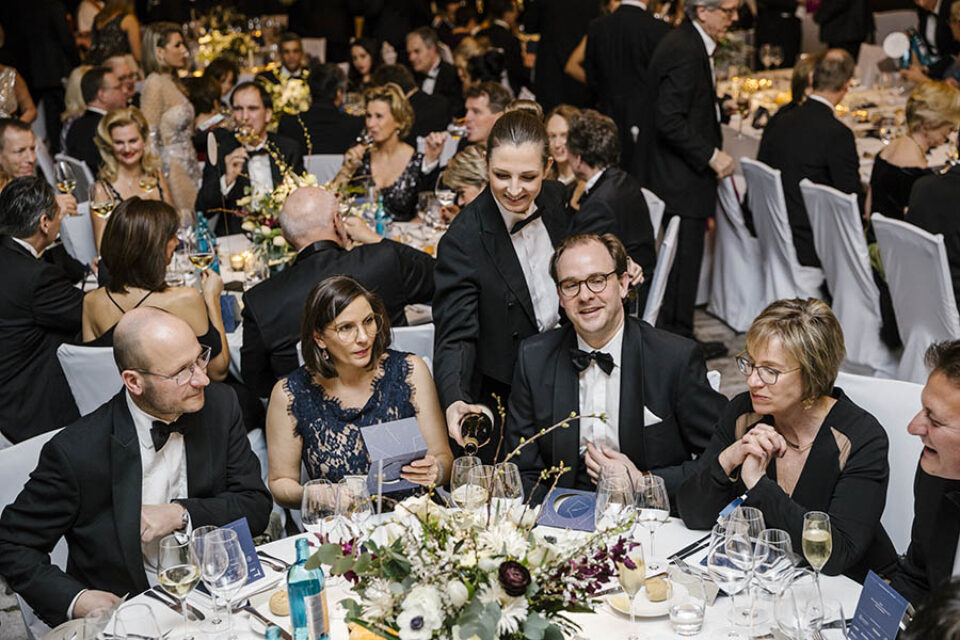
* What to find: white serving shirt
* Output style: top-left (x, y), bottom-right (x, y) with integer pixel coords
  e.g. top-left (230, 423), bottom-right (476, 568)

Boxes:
top-left (220, 138), bottom-right (275, 197)
top-left (928, 0), bottom-right (943, 56)
top-left (577, 320), bottom-right (625, 455)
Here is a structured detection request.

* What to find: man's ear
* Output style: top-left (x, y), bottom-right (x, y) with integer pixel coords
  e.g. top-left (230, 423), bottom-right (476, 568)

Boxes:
top-left (122, 370), bottom-right (145, 396)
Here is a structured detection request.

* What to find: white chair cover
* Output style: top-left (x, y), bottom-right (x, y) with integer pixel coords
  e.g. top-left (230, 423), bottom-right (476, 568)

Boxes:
top-left (391, 323), bottom-right (435, 362)
top-left (0, 428), bottom-right (66, 640)
top-left (641, 187), bottom-right (665, 247)
top-left (721, 124), bottom-right (760, 175)
top-left (835, 371), bottom-right (923, 554)
top-left (301, 37), bottom-right (327, 63)
top-left (707, 369), bottom-right (721, 392)
top-left (53, 153), bottom-right (95, 203)
top-left (60, 202), bottom-right (98, 266)
top-left (856, 44), bottom-right (889, 90)
top-left (874, 10), bottom-right (917, 43)
top-left (56, 344), bottom-right (122, 416)
top-left (800, 179), bottom-right (899, 377)
top-left (642, 216), bottom-right (681, 326)
top-left (708, 176), bottom-right (766, 332)
top-left (34, 139), bottom-right (56, 187)
top-left (740, 157), bottom-right (824, 303)
top-left (872, 214), bottom-right (960, 383)
top-left (304, 154), bottom-right (344, 185)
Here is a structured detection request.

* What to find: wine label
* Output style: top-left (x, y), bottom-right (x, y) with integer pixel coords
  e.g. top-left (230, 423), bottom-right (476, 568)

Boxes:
top-left (303, 588), bottom-right (330, 638)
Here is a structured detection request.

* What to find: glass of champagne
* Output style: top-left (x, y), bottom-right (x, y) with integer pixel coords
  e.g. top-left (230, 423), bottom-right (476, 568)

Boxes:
top-left (450, 455), bottom-right (484, 511)
top-left (89, 180), bottom-right (119, 220)
top-left (138, 171), bottom-right (159, 194)
top-left (802, 511), bottom-right (832, 582)
top-left (635, 474), bottom-right (670, 572)
top-left (199, 528), bottom-right (248, 639)
top-left (114, 603), bottom-right (163, 640)
top-left (55, 160), bottom-right (77, 196)
top-left (158, 534), bottom-right (201, 640)
top-left (616, 544), bottom-right (646, 640)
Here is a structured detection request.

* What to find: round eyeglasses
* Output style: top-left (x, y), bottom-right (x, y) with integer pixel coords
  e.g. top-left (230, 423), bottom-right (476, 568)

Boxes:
top-left (557, 270), bottom-right (617, 298)
top-left (134, 345), bottom-right (212, 386)
top-left (331, 313), bottom-right (383, 342)
top-left (735, 352), bottom-right (800, 385)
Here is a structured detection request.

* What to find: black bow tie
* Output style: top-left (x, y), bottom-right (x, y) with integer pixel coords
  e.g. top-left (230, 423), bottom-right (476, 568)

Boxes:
top-left (510, 210), bottom-right (542, 234)
top-left (570, 348), bottom-right (615, 375)
top-left (151, 420), bottom-right (185, 451)
top-left (246, 147), bottom-right (269, 157)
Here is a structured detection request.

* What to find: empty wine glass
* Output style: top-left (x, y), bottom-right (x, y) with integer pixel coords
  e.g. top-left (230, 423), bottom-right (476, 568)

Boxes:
top-left (754, 529), bottom-right (797, 598)
top-left (301, 478), bottom-right (338, 539)
top-left (760, 43), bottom-right (774, 70)
top-left (55, 160), bottom-right (77, 195)
top-left (336, 475), bottom-right (373, 539)
top-left (729, 506), bottom-right (766, 540)
top-left (706, 529), bottom-right (754, 639)
top-left (114, 603), bottom-right (163, 640)
top-left (595, 475), bottom-right (635, 532)
top-left (775, 569), bottom-right (825, 640)
top-left (89, 180), bottom-right (119, 220)
top-left (635, 474), bottom-right (670, 572)
top-left (770, 45), bottom-right (784, 69)
top-left (435, 171), bottom-right (457, 209)
top-left (492, 461), bottom-right (524, 515)
top-left (190, 526), bottom-right (226, 632)
top-left (199, 528), bottom-right (247, 640)
top-left (450, 456), bottom-right (484, 511)
top-left (158, 534), bottom-right (200, 640)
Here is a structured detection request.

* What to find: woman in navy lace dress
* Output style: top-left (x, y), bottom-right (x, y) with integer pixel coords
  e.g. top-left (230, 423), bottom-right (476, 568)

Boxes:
top-left (266, 276), bottom-right (453, 509)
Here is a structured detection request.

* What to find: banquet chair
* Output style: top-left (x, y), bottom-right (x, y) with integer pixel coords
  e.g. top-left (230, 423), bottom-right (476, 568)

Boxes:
top-left (642, 216), bottom-right (680, 326)
top-left (34, 138), bottom-right (56, 187)
top-left (641, 188), bottom-right (665, 247)
top-left (740, 157), bottom-right (825, 303)
top-left (56, 344), bottom-right (121, 416)
top-left (874, 10), bottom-right (917, 43)
top-left (708, 176), bottom-right (765, 332)
top-left (391, 323), bottom-right (435, 362)
top-left (60, 202), bottom-right (98, 266)
top-left (835, 371), bottom-right (923, 554)
top-left (54, 153), bottom-right (95, 202)
top-left (800, 179), bottom-right (899, 377)
top-left (872, 214), bottom-right (960, 383)
top-left (304, 154), bottom-right (344, 185)
top-left (0, 427), bottom-right (66, 640)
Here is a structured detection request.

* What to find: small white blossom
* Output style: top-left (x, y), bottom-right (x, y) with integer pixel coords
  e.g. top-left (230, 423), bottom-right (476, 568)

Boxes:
top-left (271, 235), bottom-right (287, 247)
top-left (445, 579), bottom-right (469, 607)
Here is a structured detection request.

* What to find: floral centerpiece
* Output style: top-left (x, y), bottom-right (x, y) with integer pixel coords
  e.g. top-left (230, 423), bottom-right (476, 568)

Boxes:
top-left (260, 68), bottom-right (312, 127)
top-left (307, 412), bottom-right (639, 640)
top-left (196, 30), bottom-right (259, 68)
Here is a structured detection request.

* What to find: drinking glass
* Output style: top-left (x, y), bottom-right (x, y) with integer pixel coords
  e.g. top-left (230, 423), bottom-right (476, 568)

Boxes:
top-left (89, 181), bottom-right (118, 220)
top-left (760, 43), bottom-right (773, 70)
top-left (450, 456), bottom-right (484, 511)
top-left (138, 171), bottom-right (159, 194)
top-left (729, 506), bottom-right (766, 540)
top-left (190, 526), bottom-right (225, 630)
top-left (468, 464), bottom-right (496, 515)
top-left (492, 461), bottom-right (524, 515)
top-left (635, 474), bottom-right (670, 572)
top-left (158, 534), bottom-right (200, 640)
top-left (706, 529), bottom-right (754, 639)
top-left (595, 475), bottom-right (635, 532)
top-left (301, 478), bottom-right (338, 539)
top-left (736, 95), bottom-right (751, 138)
top-left (775, 569), bottom-right (825, 640)
top-left (186, 225), bottom-right (216, 272)
top-left (82, 607), bottom-right (113, 640)
top-left (199, 528), bottom-right (248, 639)
top-left (802, 511), bottom-right (832, 583)
top-left (55, 160), bottom-right (77, 195)
top-left (754, 529), bottom-right (797, 597)
top-left (615, 544), bottom-right (646, 640)
top-left (435, 172), bottom-right (457, 209)
top-left (770, 45), bottom-right (784, 68)
top-left (669, 564), bottom-right (707, 637)
top-left (336, 475), bottom-right (373, 539)
top-left (114, 603), bottom-right (163, 640)
top-left (821, 599), bottom-right (849, 639)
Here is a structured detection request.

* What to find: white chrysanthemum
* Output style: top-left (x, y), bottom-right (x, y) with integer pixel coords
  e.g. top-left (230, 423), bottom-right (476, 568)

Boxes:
top-left (478, 522), bottom-right (528, 559)
top-left (360, 579), bottom-right (395, 621)
top-left (497, 595), bottom-right (529, 636)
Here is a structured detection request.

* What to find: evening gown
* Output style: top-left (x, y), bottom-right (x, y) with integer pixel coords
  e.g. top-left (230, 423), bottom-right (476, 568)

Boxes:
top-left (356, 149), bottom-right (427, 222)
top-left (0, 67), bottom-right (18, 118)
top-left (141, 73), bottom-right (200, 212)
top-left (89, 13), bottom-right (130, 64)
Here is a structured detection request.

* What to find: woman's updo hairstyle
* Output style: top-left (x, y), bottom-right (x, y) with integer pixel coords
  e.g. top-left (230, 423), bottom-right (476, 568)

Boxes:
top-left (486, 110), bottom-right (550, 167)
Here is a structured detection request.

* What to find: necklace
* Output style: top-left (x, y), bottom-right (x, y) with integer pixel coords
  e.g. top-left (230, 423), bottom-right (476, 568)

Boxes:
top-left (780, 434), bottom-right (816, 453)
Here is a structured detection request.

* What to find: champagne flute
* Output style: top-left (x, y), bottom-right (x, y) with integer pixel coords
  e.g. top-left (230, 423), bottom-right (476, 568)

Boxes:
top-left (775, 568), bottom-right (825, 640)
top-left (199, 528), bottom-right (248, 639)
top-left (89, 180), bottom-right (119, 219)
top-left (55, 160), bottom-right (77, 195)
top-left (595, 475), bottom-right (635, 532)
top-left (802, 511), bottom-right (832, 583)
top-left (158, 534), bottom-right (201, 640)
top-left (492, 461), bottom-right (524, 516)
top-left (138, 171), bottom-right (159, 193)
top-left (615, 544), bottom-right (646, 640)
top-left (450, 456), bottom-right (484, 511)
top-left (114, 603), bottom-right (163, 640)
top-left (635, 474), bottom-right (670, 572)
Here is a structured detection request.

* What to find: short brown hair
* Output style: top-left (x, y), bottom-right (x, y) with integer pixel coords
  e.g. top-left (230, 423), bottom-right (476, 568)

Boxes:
top-left (101, 197), bottom-right (179, 294)
top-left (549, 233), bottom-right (628, 284)
top-left (465, 81), bottom-right (513, 114)
top-left (812, 49), bottom-right (855, 93)
top-left (364, 83), bottom-right (415, 139)
top-left (926, 340), bottom-right (960, 386)
top-left (745, 298), bottom-right (846, 406)
top-left (567, 108), bottom-right (620, 169)
top-left (487, 109), bottom-right (550, 167)
top-left (300, 276), bottom-right (392, 378)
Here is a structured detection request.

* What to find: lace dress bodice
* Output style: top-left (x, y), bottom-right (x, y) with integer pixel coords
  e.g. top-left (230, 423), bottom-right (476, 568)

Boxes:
top-left (0, 68), bottom-right (18, 119)
top-left (358, 148), bottom-right (426, 222)
top-left (89, 13), bottom-right (129, 64)
top-left (142, 73), bottom-right (200, 211)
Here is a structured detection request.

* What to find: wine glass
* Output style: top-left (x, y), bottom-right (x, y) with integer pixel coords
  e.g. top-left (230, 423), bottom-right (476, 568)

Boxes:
top-left (186, 225), bottom-right (216, 272)
top-left (736, 94), bottom-right (751, 138)
top-left (301, 478), bottom-right (338, 539)
top-left (336, 475), bottom-right (373, 539)
top-left (450, 456), bottom-right (484, 511)
top-left (435, 171), bottom-right (457, 209)
top-left (114, 603), bottom-right (163, 640)
top-left (775, 568), bottom-right (825, 640)
top-left (158, 534), bottom-right (201, 640)
top-left (595, 475), bottom-right (634, 532)
top-left (55, 160), bottom-right (77, 195)
top-left (635, 475), bottom-right (670, 572)
top-left (706, 529), bottom-right (754, 639)
top-left (729, 506), bottom-right (766, 540)
top-left (615, 544), bottom-right (646, 640)
top-left (770, 45), bottom-right (784, 69)
top-left (467, 464), bottom-right (495, 516)
top-left (190, 526), bottom-right (225, 631)
top-left (447, 118), bottom-right (467, 140)
top-left (82, 607), bottom-right (114, 640)
top-left (760, 43), bottom-right (773, 71)
top-left (199, 528), bottom-right (248, 639)
top-left (138, 171), bottom-right (159, 194)
top-left (802, 511), bottom-right (832, 583)
top-left (492, 461), bottom-right (524, 515)
top-left (725, 507), bottom-right (767, 624)
top-left (754, 529), bottom-right (797, 598)
top-left (89, 180), bottom-right (119, 220)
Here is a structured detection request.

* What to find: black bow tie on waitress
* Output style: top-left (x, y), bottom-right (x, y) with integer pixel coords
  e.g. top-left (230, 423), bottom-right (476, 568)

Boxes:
top-left (569, 348), bottom-right (615, 375)
top-left (151, 420), bottom-right (185, 451)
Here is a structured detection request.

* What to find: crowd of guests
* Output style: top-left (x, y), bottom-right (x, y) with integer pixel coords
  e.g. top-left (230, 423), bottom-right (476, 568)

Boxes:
top-left (3, 0), bottom-right (960, 634)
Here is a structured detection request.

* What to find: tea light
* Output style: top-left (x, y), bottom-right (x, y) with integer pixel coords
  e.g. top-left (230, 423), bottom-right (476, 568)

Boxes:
top-left (230, 253), bottom-right (246, 271)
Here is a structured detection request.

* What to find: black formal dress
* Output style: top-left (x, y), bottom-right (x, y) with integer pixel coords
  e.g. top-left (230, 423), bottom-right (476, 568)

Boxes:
top-left (678, 389), bottom-right (892, 580)
top-left (868, 155), bottom-right (931, 222)
top-left (194, 129), bottom-right (304, 236)
top-left (757, 96), bottom-right (861, 268)
top-left (276, 103), bottom-right (364, 156)
top-left (64, 109), bottom-right (104, 177)
top-left (917, 1), bottom-right (960, 79)
top-left (906, 164), bottom-right (960, 316)
top-left (0, 384), bottom-right (272, 626)
top-left (433, 182), bottom-right (569, 450)
top-left (813, 0), bottom-right (873, 59)
top-left (407, 90), bottom-right (451, 145)
top-left (415, 61), bottom-right (464, 119)
top-left (641, 20), bottom-right (721, 338)
top-left (241, 239), bottom-right (435, 398)
top-left (505, 317), bottom-right (725, 503)
top-left (477, 21), bottom-right (527, 95)
top-left (887, 463), bottom-right (960, 606)
top-left (0, 237), bottom-right (83, 443)
top-left (571, 167), bottom-right (656, 307)
top-left (584, 4), bottom-right (671, 172)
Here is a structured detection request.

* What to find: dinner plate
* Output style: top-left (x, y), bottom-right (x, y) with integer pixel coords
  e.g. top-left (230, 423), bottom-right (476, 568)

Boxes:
top-left (607, 582), bottom-right (688, 618)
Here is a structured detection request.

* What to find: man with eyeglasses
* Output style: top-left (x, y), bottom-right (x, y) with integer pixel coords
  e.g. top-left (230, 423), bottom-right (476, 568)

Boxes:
top-left (103, 55), bottom-right (139, 107)
top-left (65, 66), bottom-right (127, 176)
top-left (503, 233), bottom-right (726, 503)
top-left (0, 307), bottom-right (272, 626)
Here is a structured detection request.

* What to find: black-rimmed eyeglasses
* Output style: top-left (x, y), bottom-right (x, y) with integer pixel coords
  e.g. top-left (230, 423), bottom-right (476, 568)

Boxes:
top-left (557, 271), bottom-right (617, 298)
top-left (735, 352), bottom-right (799, 385)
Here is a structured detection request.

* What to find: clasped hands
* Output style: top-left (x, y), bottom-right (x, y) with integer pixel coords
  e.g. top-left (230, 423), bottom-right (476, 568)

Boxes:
top-left (720, 423), bottom-right (788, 489)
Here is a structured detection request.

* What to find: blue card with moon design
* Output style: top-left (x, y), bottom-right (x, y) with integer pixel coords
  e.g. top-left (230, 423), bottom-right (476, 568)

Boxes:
top-left (536, 488), bottom-right (597, 531)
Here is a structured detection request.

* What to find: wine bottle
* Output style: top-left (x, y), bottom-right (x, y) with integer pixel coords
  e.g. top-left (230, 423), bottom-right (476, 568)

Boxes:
top-left (287, 537), bottom-right (329, 640)
top-left (461, 411), bottom-right (493, 455)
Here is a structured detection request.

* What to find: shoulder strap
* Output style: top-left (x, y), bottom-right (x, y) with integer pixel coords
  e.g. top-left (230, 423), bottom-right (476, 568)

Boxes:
top-left (104, 289), bottom-right (126, 312)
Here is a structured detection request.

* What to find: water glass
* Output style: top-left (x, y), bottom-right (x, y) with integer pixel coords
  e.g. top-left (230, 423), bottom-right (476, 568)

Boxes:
top-left (669, 564), bottom-right (707, 636)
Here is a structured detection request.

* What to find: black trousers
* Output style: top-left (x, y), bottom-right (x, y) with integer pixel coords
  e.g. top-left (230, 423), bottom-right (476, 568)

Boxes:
top-left (657, 214), bottom-right (707, 339)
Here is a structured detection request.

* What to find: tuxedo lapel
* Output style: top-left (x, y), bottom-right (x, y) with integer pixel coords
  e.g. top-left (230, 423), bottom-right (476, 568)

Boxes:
top-left (551, 329), bottom-right (581, 483)
top-left (477, 190), bottom-right (538, 325)
top-left (181, 411), bottom-right (211, 498)
top-left (618, 320), bottom-right (646, 467)
top-left (109, 394), bottom-right (149, 593)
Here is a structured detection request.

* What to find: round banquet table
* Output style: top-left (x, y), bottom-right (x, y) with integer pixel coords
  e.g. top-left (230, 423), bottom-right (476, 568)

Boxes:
top-left (124, 517), bottom-right (862, 640)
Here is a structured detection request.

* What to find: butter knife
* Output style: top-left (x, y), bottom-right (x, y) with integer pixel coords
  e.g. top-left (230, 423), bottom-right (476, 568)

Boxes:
top-left (242, 604), bottom-right (292, 640)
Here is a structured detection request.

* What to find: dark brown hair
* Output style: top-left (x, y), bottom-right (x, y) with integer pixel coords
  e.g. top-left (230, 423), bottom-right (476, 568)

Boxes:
top-left (300, 276), bottom-right (392, 378)
top-left (101, 197), bottom-right (178, 294)
top-left (567, 108), bottom-right (620, 169)
top-left (926, 340), bottom-right (960, 386)
top-left (549, 233), bottom-right (628, 284)
top-left (464, 81), bottom-right (513, 114)
top-left (487, 109), bottom-right (550, 167)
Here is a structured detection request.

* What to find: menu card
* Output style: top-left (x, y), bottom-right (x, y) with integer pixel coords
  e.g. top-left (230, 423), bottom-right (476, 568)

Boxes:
top-left (536, 487), bottom-right (596, 532)
top-left (846, 570), bottom-right (909, 640)
top-left (361, 417), bottom-right (428, 495)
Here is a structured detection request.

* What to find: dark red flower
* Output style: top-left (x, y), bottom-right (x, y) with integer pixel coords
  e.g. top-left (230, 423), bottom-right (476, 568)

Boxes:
top-left (499, 560), bottom-right (532, 597)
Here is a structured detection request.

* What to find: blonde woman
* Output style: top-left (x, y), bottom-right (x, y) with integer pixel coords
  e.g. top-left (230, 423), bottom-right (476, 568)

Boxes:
top-left (439, 143), bottom-right (487, 221)
top-left (453, 36), bottom-right (489, 90)
top-left (332, 83), bottom-right (444, 221)
top-left (93, 107), bottom-right (172, 249)
top-left (140, 22), bottom-right (199, 212)
top-left (544, 104), bottom-right (580, 185)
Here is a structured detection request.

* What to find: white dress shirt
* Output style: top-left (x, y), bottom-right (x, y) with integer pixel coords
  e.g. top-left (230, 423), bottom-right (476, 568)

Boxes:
top-left (220, 137), bottom-right (274, 197)
top-left (421, 59), bottom-right (441, 95)
top-left (620, 0), bottom-right (648, 8)
top-left (584, 168), bottom-right (605, 195)
top-left (807, 94), bottom-right (836, 114)
top-left (577, 320), bottom-right (625, 455)
top-left (928, 0), bottom-right (943, 55)
top-left (10, 237), bottom-right (38, 258)
top-left (494, 198), bottom-right (560, 332)
top-left (952, 532), bottom-right (960, 577)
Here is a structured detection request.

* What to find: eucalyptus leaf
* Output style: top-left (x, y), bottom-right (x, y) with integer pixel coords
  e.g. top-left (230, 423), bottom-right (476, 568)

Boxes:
top-left (522, 611), bottom-right (550, 640)
top-left (304, 543), bottom-right (344, 571)
top-left (455, 599), bottom-right (501, 640)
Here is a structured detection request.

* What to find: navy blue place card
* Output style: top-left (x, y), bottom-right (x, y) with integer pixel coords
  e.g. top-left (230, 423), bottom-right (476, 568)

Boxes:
top-left (847, 570), bottom-right (909, 640)
top-left (536, 488), bottom-right (596, 532)
top-left (194, 517), bottom-right (265, 596)
top-left (220, 294), bottom-right (238, 333)
top-left (361, 417), bottom-right (428, 495)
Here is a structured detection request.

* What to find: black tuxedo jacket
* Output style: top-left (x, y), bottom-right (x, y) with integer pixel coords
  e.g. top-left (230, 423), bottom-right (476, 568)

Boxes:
top-left (433, 181), bottom-right (569, 410)
top-left (416, 61), bottom-right (464, 119)
top-left (889, 464), bottom-right (960, 606)
top-left (907, 165), bottom-right (960, 316)
top-left (0, 237), bottom-right (83, 443)
top-left (195, 129), bottom-right (304, 236)
top-left (505, 318), bottom-right (725, 502)
top-left (64, 110), bottom-right (104, 177)
top-left (573, 167), bottom-right (657, 282)
top-left (407, 90), bottom-right (451, 144)
top-left (640, 20), bottom-right (722, 220)
top-left (0, 384), bottom-right (272, 626)
top-left (814, 0), bottom-right (873, 45)
top-left (757, 97), bottom-right (861, 268)
top-left (918, 2), bottom-right (960, 80)
top-left (277, 103), bottom-right (364, 156)
top-left (477, 23), bottom-right (527, 95)
top-left (241, 239), bottom-right (435, 398)
top-left (584, 5), bottom-right (671, 170)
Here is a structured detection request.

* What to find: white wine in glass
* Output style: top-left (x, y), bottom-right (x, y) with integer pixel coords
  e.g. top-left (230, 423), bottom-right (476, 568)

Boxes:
top-left (55, 161), bottom-right (77, 195)
top-left (802, 511), bottom-right (832, 577)
top-left (89, 181), bottom-right (118, 219)
top-left (188, 253), bottom-right (215, 270)
top-left (158, 534), bottom-right (200, 640)
top-left (616, 546), bottom-right (646, 640)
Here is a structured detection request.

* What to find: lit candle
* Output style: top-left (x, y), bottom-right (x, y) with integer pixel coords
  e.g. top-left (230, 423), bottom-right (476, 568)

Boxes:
top-left (230, 253), bottom-right (245, 271)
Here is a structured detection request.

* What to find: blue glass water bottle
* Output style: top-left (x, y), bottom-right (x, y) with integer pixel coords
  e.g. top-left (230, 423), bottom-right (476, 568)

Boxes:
top-left (374, 196), bottom-right (387, 236)
top-left (287, 538), bottom-right (329, 640)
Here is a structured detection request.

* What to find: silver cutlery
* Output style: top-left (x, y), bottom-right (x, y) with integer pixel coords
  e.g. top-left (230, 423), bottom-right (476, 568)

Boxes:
top-left (145, 586), bottom-right (205, 621)
top-left (257, 551), bottom-right (291, 571)
top-left (238, 600), bottom-right (292, 640)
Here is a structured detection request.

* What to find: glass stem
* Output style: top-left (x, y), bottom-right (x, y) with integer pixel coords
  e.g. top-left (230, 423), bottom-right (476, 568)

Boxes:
top-left (180, 597), bottom-right (191, 638)
top-left (649, 529), bottom-right (656, 560)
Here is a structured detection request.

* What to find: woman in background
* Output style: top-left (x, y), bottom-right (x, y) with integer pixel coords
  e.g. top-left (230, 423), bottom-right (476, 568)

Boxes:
top-left (89, 0), bottom-right (141, 63)
top-left (348, 38), bottom-right (382, 93)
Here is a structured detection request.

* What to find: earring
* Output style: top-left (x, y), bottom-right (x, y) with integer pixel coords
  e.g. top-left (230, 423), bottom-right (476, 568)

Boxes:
top-left (320, 348), bottom-right (331, 361)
